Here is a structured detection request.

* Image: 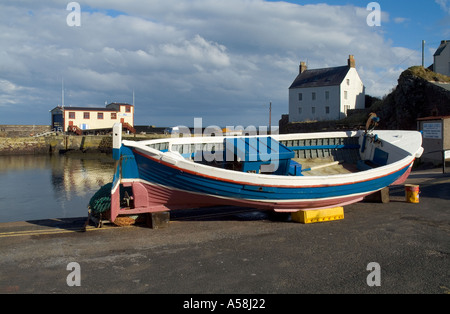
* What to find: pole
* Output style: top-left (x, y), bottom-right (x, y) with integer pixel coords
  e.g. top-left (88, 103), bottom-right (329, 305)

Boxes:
top-left (422, 40), bottom-right (425, 67)
top-left (269, 102), bottom-right (272, 135)
top-left (62, 78), bottom-right (64, 107)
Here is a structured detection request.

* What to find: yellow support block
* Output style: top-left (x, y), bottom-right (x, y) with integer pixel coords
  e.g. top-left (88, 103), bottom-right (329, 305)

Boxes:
top-left (291, 207), bottom-right (344, 224)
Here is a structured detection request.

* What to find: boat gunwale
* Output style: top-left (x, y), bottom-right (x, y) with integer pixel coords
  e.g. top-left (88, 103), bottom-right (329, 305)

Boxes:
top-left (120, 130), bottom-right (421, 188)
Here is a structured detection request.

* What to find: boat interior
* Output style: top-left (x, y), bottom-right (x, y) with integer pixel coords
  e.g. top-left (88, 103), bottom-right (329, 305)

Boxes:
top-left (142, 132), bottom-right (391, 177)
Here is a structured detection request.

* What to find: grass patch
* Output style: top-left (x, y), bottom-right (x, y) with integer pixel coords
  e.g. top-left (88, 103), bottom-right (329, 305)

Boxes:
top-left (404, 66), bottom-right (450, 83)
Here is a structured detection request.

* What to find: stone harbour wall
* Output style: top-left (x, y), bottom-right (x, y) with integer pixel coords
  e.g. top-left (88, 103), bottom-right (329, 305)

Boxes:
top-left (0, 134), bottom-right (168, 155)
top-left (0, 137), bottom-right (50, 155)
top-left (0, 135), bottom-right (113, 155)
top-left (0, 125), bottom-right (51, 138)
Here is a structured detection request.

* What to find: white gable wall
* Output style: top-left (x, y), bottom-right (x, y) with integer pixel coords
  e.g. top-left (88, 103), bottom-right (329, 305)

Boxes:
top-left (339, 68), bottom-right (365, 119)
top-left (435, 43), bottom-right (450, 76)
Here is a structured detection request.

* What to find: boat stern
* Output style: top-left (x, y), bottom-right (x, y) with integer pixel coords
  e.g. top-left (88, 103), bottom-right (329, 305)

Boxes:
top-left (110, 124), bottom-right (171, 223)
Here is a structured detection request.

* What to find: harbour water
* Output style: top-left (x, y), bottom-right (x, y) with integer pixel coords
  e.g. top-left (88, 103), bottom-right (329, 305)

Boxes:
top-left (0, 154), bottom-right (115, 223)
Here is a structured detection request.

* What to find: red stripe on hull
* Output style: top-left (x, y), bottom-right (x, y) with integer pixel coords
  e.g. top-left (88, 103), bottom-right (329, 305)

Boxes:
top-left (392, 166), bottom-right (412, 185)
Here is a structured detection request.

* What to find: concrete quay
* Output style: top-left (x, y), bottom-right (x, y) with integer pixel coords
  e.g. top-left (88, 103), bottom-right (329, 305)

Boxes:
top-left (0, 169), bottom-right (449, 295)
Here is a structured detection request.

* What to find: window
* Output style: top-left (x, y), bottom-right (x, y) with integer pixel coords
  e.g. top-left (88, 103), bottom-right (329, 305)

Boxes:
top-left (346, 79), bottom-right (350, 86)
top-left (68, 112), bottom-right (75, 119)
top-left (97, 112), bottom-right (104, 119)
top-left (344, 91), bottom-right (348, 100)
top-left (111, 113), bottom-right (117, 119)
top-left (298, 107), bottom-right (302, 114)
top-left (125, 106), bottom-right (131, 113)
top-left (298, 93), bottom-right (303, 101)
top-left (83, 112), bottom-right (90, 119)
top-left (312, 107), bottom-right (316, 114)
top-left (325, 106), bottom-right (330, 114)
top-left (312, 92), bottom-right (316, 101)
top-left (325, 91), bottom-right (329, 100)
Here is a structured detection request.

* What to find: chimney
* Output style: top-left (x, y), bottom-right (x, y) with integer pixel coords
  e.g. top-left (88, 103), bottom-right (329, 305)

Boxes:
top-left (299, 61), bottom-right (307, 74)
top-left (348, 55), bottom-right (355, 68)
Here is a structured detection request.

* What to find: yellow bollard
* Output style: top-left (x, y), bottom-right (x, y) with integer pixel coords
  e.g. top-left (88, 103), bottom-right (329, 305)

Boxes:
top-left (405, 185), bottom-right (420, 203)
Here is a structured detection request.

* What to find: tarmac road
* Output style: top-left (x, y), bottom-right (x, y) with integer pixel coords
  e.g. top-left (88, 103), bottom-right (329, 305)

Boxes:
top-left (0, 169), bottom-right (449, 296)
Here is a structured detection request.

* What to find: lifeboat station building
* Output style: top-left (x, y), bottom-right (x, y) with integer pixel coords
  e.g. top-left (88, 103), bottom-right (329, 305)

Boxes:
top-left (51, 103), bottom-right (134, 134)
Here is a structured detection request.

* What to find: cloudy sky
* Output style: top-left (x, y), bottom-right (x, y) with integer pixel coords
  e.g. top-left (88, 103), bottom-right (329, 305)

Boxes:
top-left (1, 0), bottom-right (449, 127)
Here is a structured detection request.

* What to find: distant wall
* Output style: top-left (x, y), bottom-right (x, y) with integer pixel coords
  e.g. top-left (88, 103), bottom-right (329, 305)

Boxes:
top-left (0, 125), bottom-right (51, 138)
top-left (0, 133), bottom-right (169, 155)
top-left (0, 135), bottom-right (112, 155)
top-left (0, 137), bottom-right (50, 155)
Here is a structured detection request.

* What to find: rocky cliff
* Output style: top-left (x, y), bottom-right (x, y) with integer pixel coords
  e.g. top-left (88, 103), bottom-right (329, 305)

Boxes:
top-left (377, 66), bottom-right (450, 130)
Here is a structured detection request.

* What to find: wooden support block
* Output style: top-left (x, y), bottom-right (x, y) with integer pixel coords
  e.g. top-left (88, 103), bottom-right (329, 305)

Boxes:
top-left (364, 187), bottom-right (390, 203)
top-left (146, 211), bottom-right (170, 229)
top-left (291, 207), bottom-right (344, 224)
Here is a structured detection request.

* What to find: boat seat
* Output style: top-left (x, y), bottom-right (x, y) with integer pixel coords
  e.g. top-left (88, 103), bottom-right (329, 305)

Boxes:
top-left (291, 158), bottom-right (354, 176)
top-left (288, 160), bottom-right (303, 176)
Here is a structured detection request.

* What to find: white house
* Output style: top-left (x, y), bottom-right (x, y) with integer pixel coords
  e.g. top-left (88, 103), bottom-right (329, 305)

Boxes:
top-left (288, 55), bottom-right (365, 123)
top-left (433, 40), bottom-right (450, 77)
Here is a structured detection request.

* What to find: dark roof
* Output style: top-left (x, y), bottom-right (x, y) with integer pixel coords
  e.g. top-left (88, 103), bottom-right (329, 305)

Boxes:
top-left (51, 106), bottom-right (116, 112)
top-left (51, 102), bottom-right (133, 112)
top-left (107, 102), bottom-right (133, 106)
top-left (63, 107), bottom-right (117, 112)
top-left (417, 115), bottom-right (450, 121)
top-left (106, 103), bottom-right (133, 111)
top-left (289, 65), bottom-right (350, 89)
top-left (434, 41), bottom-right (449, 57)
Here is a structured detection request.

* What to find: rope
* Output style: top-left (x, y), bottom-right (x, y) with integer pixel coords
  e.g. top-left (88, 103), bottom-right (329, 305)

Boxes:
top-left (88, 182), bottom-right (112, 214)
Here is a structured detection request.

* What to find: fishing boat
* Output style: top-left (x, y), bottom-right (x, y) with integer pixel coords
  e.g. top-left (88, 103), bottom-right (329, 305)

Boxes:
top-left (103, 119), bottom-right (423, 223)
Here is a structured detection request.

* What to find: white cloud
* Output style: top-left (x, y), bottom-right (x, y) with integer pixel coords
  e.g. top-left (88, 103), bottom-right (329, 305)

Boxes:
top-left (436, 0), bottom-right (450, 14)
top-left (394, 17), bottom-right (409, 24)
top-left (0, 0), bottom-right (420, 126)
top-left (161, 35), bottom-right (230, 68)
top-left (0, 79), bottom-right (23, 93)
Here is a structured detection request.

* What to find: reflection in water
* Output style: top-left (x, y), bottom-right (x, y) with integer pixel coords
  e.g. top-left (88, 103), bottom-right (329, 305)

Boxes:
top-left (0, 154), bottom-right (115, 223)
top-left (50, 156), bottom-right (114, 200)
